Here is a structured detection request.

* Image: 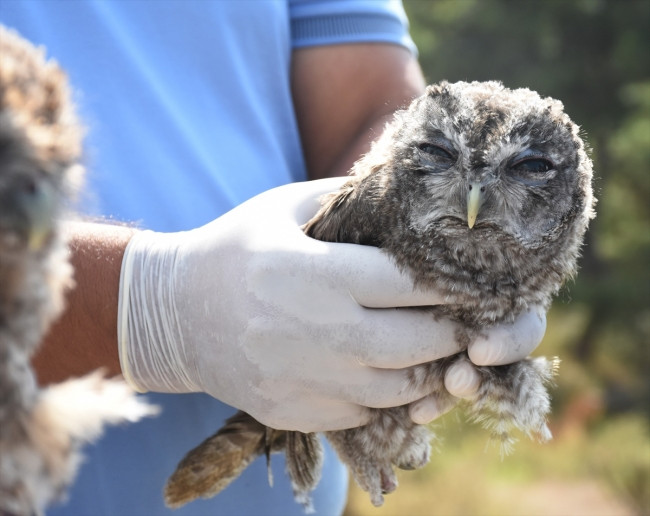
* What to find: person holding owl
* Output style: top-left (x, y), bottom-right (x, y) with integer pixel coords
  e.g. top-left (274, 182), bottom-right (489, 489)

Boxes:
top-left (1, 1), bottom-right (545, 514)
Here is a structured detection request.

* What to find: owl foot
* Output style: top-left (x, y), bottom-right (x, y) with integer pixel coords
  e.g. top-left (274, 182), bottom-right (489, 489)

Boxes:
top-left (324, 426), bottom-right (394, 506)
top-left (470, 356), bottom-right (559, 455)
top-left (363, 462), bottom-right (396, 507)
top-left (394, 423), bottom-right (431, 470)
top-left (380, 465), bottom-right (398, 494)
top-left (395, 445), bottom-right (430, 470)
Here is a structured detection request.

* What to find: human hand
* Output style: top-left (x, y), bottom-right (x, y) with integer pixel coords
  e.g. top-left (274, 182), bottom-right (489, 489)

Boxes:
top-left (118, 178), bottom-right (545, 432)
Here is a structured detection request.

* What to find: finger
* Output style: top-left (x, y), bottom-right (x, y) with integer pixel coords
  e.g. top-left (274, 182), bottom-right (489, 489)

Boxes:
top-left (284, 179), bottom-right (451, 308)
top-left (289, 177), bottom-right (351, 225)
top-left (321, 242), bottom-right (449, 308)
top-left (245, 177), bottom-right (349, 232)
top-left (350, 308), bottom-right (465, 368)
top-left (335, 366), bottom-right (441, 410)
top-left (260, 398), bottom-right (372, 433)
top-left (312, 403), bottom-right (372, 432)
top-left (444, 360), bottom-right (480, 399)
top-left (468, 308), bottom-right (547, 366)
top-left (409, 393), bottom-right (457, 425)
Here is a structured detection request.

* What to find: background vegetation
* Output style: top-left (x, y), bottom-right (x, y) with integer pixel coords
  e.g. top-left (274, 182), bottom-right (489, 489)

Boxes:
top-left (345, 1), bottom-right (649, 514)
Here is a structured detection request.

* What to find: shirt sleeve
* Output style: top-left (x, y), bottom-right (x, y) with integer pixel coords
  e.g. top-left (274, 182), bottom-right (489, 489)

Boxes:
top-left (289, 0), bottom-right (418, 55)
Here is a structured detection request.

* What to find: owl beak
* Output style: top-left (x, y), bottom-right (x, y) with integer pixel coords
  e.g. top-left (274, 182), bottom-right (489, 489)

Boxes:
top-left (28, 224), bottom-right (51, 251)
top-left (467, 182), bottom-right (485, 229)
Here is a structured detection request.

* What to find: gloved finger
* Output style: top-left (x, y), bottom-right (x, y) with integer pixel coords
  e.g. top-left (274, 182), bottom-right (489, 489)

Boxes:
top-left (307, 402), bottom-right (372, 432)
top-left (408, 393), bottom-right (458, 425)
top-left (217, 177), bottom-right (349, 242)
top-left (329, 242), bottom-right (449, 308)
top-left (468, 307), bottom-right (547, 366)
top-left (286, 177), bottom-right (351, 225)
top-left (350, 308), bottom-right (465, 368)
top-left (259, 398), bottom-right (372, 433)
top-left (282, 179), bottom-right (453, 309)
top-left (444, 360), bottom-right (481, 399)
top-left (331, 366), bottom-right (445, 410)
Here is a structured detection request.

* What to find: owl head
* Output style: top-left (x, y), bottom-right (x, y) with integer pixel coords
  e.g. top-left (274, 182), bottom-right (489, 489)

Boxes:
top-left (0, 25), bottom-right (83, 257)
top-left (384, 81), bottom-right (594, 241)
top-left (306, 81), bottom-right (596, 311)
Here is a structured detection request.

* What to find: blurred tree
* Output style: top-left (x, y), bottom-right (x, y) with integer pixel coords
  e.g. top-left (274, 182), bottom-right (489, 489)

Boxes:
top-left (403, 0), bottom-right (650, 414)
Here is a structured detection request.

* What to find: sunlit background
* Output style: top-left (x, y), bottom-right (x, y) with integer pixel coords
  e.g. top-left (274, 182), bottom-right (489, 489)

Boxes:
top-left (345, 1), bottom-right (649, 514)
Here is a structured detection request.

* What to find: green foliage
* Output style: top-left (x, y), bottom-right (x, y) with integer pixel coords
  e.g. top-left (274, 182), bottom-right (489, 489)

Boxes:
top-left (351, 0), bottom-right (650, 512)
top-left (600, 81), bottom-right (650, 265)
top-left (591, 415), bottom-right (650, 513)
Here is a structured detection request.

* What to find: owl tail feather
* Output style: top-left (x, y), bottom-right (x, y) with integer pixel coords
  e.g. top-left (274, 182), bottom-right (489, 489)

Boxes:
top-left (164, 411), bottom-right (290, 509)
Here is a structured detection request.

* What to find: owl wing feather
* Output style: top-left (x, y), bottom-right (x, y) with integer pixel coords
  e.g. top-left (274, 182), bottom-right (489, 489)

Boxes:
top-left (164, 410), bottom-right (285, 508)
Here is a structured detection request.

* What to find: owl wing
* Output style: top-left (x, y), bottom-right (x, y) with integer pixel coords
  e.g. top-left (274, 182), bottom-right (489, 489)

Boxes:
top-left (303, 180), bottom-right (372, 245)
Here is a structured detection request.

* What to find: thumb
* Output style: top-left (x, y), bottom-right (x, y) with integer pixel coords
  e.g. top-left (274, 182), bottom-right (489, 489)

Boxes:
top-left (444, 360), bottom-right (480, 399)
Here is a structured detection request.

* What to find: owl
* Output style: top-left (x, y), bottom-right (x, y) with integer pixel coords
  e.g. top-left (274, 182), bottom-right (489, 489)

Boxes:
top-left (0, 26), bottom-right (158, 514)
top-left (164, 81), bottom-right (595, 509)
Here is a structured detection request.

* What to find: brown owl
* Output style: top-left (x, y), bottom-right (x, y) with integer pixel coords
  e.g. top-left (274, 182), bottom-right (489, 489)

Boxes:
top-left (164, 81), bottom-right (595, 510)
top-left (0, 26), bottom-right (158, 514)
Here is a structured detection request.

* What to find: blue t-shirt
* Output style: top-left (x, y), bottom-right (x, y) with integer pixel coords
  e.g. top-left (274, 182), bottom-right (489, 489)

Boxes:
top-left (1, 1), bottom-right (416, 514)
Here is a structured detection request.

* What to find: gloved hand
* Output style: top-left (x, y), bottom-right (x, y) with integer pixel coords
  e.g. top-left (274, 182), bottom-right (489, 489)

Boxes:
top-left (118, 177), bottom-right (545, 432)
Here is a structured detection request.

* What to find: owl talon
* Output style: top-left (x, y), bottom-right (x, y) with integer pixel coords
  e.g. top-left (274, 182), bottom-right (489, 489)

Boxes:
top-left (379, 465), bottom-right (398, 494)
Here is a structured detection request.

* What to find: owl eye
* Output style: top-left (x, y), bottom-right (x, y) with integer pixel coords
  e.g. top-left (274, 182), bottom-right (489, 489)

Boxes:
top-left (511, 157), bottom-right (554, 174)
top-left (418, 143), bottom-right (454, 161)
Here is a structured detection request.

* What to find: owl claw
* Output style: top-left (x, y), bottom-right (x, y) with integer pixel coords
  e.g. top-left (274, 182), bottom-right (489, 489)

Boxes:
top-left (379, 465), bottom-right (398, 494)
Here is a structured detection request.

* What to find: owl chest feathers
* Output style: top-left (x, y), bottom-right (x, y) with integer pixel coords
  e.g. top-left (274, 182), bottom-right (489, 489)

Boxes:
top-left (390, 220), bottom-right (559, 326)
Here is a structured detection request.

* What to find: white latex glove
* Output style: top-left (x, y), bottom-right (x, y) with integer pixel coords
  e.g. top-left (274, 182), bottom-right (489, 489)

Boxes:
top-left (118, 177), bottom-right (545, 432)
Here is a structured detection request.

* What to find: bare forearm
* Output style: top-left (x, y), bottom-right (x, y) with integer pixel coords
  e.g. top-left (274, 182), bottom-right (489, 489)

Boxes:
top-left (291, 44), bottom-right (426, 179)
top-left (325, 110), bottom-right (408, 179)
top-left (33, 221), bottom-right (137, 385)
